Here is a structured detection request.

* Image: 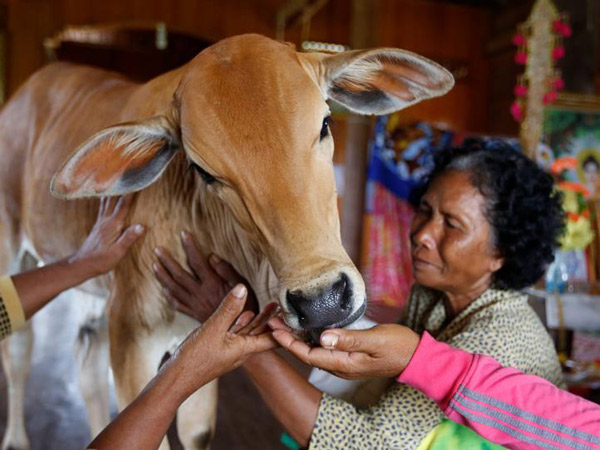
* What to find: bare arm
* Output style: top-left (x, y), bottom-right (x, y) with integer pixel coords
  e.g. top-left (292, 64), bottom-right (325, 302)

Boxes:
top-left (89, 285), bottom-right (278, 450)
top-left (243, 351), bottom-right (322, 447)
top-left (10, 197), bottom-right (144, 320)
top-left (87, 362), bottom-right (185, 450)
top-left (154, 240), bottom-right (321, 446)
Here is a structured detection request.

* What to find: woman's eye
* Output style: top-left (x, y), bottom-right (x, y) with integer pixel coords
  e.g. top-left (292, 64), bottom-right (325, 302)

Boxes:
top-left (417, 205), bottom-right (431, 215)
top-left (192, 163), bottom-right (217, 185)
top-left (320, 116), bottom-right (332, 140)
top-left (445, 218), bottom-right (458, 229)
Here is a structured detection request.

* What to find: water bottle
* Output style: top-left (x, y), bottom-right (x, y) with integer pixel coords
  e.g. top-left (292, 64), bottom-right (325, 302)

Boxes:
top-left (545, 253), bottom-right (569, 293)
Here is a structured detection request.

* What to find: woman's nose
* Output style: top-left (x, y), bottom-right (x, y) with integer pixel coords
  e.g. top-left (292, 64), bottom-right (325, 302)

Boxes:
top-left (412, 219), bottom-right (438, 250)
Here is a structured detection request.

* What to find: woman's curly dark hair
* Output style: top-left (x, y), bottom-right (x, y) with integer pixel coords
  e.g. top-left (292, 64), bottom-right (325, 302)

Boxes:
top-left (412, 139), bottom-right (565, 290)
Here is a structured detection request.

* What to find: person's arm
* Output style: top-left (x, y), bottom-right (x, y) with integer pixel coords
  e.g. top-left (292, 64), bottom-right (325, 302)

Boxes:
top-left (399, 332), bottom-right (600, 450)
top-left (0, 197), bottom-right (144, 338)
top-left (243, 351), bottom-right (321, 446)
top-left (153, 234), bottom-right (320, 446)
top-left (273, 323), bottom-right (600, 449)
top-left (155, 248), bottom-right (442, 449)
top-left (89, 284), bottom-right (278, 449)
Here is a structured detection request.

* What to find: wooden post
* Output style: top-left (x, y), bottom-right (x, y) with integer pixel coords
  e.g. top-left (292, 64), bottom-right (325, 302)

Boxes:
top-left (341, 0), bottom-right (375, 267)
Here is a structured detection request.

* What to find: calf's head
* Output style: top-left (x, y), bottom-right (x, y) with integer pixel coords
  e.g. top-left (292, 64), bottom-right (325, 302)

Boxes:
top-left (51, 34), bottom-right (453, 337)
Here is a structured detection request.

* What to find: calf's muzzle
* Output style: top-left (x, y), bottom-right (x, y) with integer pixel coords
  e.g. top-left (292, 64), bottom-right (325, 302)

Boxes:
top-left (286, 273), bottom-right (366, 345)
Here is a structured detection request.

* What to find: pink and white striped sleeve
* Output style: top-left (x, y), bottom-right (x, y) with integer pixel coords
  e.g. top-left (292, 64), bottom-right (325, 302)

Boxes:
top-left (397, 332), bottom-right (600, 450)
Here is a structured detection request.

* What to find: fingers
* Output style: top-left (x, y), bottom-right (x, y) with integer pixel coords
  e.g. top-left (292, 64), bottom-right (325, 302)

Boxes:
top-left (209, 254), bottom-right (243, 284)
top-left (153, 259), bottom-right (192, 303)
top-left (114, 224), bottom-right (145, 254)
top-left (154, 247), bottom-right (198, 294)
top-left (272, 330), bottom-right (342, 369)
top-left (268, 316), bottom-right (293, 332)
top-left (99, 197), bottom-right (108, 216)
top-left (180, 231), bottom-right (214, 279)
top-left (247, 333), bottom-right (278, 354)
top-left (229, 311), bottom-right (255, 333)
top-left (206, 284), bottom-right (248, 331)
top-left (239, 302), bottom-right (278, 336)
top-left (320, 328), bottom-right (378, 354)
top-left (100, 196), bottom-right (118, 217)
top-left (112, 195), bottom-right (134, 221)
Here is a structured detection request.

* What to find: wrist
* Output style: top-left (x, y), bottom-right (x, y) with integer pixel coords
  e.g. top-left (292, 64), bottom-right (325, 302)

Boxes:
top-left (159, 346), bottom-right (214, 403)
top-left (152, 363), bottom-right (192, 409)
top-left (243, 349), bottom-right (276, 372)
top-left (66, 252), bottom-right (104, 279)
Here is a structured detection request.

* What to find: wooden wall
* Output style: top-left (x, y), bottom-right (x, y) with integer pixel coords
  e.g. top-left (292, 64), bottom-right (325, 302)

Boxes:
top-left (485, 0), bottom-right (533, 136)
top-left (0, 0), bottom-right (493, 266)
top-left (2, 0), bottom-right (490, 134)
top-left (375, 0), bottom-right (490, 133)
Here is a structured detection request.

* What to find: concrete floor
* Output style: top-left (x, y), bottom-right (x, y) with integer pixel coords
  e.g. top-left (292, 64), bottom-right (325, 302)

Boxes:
top-left (0, 291), bottom-right (308, 450)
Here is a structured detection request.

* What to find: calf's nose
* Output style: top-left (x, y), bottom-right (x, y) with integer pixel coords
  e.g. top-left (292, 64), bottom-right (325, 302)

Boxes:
top-left (286, 273), bottom-right (353, 330)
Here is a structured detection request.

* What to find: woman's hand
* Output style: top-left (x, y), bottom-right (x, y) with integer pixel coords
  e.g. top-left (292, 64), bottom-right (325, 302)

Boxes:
top-left (89, 286), bottom-right (278, 450)
top-left (153, 230), bottom-right (258, 322)
top-left (164, 285), bottom-right (279, 400)
top-left (70, 196), bottom-right (145, 276)
top-left (270, 318), bottom-right (421, 379)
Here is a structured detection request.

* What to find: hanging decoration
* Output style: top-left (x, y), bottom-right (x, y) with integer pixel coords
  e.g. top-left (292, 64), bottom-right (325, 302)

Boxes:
top-left (510, 0), bottom-right (571, 158)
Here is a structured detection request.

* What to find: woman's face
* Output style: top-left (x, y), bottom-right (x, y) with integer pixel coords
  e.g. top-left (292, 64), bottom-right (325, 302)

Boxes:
top-left (410, 170), bottom-right (503, 296)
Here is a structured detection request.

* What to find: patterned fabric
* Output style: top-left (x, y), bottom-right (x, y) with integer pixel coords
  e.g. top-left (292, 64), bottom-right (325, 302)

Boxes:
top-left (0, 276), bottom-right (25, 340)
top-left (416, 419), bottom-right (505, 450)
top-left (309, 285), bottom-right (564, 450)
top-left (0, 293), bottom-right (11, 339)
top-left (362, 188), bottom-right (414, 312)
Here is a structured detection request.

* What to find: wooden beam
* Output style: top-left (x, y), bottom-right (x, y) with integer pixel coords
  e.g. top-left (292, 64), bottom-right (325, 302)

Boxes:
top-left (341, 0), bottom-right (375, 267)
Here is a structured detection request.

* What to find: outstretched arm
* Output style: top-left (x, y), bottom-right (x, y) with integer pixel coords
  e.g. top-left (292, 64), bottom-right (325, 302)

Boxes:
top-left (153, 248), bottom-right (444, 449)
top-left (273, 322), bottom-right (600, 449)
top-left (88, 284), bottom-right (278, 450)
top-left (243, 350), bottom-right (322, 446)
top-left (0, 197), bottom-right (144, 339)
top-left (153, 238), bottom-right (321, 446)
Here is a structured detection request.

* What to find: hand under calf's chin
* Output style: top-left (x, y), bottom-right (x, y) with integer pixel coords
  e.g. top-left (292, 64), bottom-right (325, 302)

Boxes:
top-left (293, 302), bottom-right (369, 347)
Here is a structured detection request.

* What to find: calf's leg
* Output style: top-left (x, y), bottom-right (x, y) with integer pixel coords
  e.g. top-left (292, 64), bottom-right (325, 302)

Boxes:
top-left (74, 295), bottom-right (110, 440)
top-left (1, 323), bottom-right (33, 450)
top-left (176, 380), bottom-right (218, 450)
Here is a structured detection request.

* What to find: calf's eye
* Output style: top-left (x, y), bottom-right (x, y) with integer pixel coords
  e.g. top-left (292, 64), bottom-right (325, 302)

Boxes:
top-left (320, 116), bottom-right (332, 141)
top-left (192, 163), bottom-right (217, 185)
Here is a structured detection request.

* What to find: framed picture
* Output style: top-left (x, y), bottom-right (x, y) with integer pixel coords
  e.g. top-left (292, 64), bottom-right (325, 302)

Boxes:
top-left (543, 93), bottom-right (600, 199)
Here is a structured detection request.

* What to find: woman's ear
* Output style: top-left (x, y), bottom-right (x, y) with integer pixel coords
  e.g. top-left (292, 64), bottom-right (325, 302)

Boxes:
top-left (489, 255), bottom-right (505, 273)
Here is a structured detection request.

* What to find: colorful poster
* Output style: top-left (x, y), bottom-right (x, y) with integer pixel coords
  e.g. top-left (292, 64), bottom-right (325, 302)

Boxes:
top-left (544, 95), bottom-right (600, 199)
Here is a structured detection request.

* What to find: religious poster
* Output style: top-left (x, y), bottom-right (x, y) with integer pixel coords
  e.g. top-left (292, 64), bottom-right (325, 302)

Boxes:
top-left (543, 93), bottom-right (600, 199)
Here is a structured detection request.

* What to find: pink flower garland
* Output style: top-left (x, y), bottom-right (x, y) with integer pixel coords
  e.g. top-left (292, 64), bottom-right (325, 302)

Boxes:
top-left (511, 16), bottom-right (570, 122)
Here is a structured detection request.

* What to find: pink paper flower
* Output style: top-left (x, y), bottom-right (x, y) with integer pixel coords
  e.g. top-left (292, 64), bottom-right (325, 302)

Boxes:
top-left (552, 78), bottom-right (565, 90)
top-left (514, 84), bottom-right (528, 97)
top-left (552, 45), bottom-right (565, 60)
top-left (515, 52), bottom-right (528, 65)
top-left (512, 33), bottom-right (526, 46)
top-left (510, 101), bottom-right (523, 121)
top-left (552, 19), bottom-right (563, 33)
top-left (553, 20), bottom-right (572, 38)
top-left (543, 91), bottom-right (558, 104)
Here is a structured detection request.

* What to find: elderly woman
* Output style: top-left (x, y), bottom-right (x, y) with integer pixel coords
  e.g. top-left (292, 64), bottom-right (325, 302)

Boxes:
top-left (154, 140), bottom-right (565, 449)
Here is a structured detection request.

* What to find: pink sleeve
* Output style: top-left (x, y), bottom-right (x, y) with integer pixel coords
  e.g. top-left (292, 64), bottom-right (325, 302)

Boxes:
top-left (397, 332), bottom-right (600, 450)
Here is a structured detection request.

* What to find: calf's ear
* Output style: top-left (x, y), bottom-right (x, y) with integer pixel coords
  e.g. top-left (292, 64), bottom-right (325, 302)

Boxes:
top-left (301, 48), bottom-right (454, 115)
top-left (51, 116), bottom-right (179, 199)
